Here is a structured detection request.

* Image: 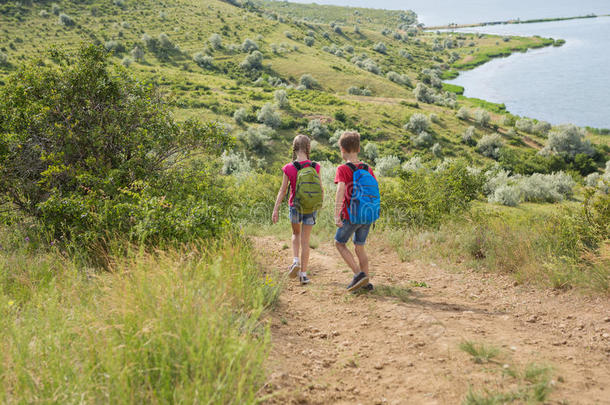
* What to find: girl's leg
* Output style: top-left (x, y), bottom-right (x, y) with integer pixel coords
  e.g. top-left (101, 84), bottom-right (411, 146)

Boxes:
top-left (300, 224), bottom-right (314, 272)
top-left (291, 222), bottom-right (301, 259)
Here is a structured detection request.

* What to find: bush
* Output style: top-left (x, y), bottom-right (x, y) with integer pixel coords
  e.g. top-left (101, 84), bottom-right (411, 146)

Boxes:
top-left (533, 120), bottom-right (551, 136)
top-left (413, 131), bottom-right (433, 148)
top-left (431, 143), bottom-right (442, 157)
top-left (518, 172), bottom-right (575, 203)
top-left (39, 9), bottom-right (49, 17)
top-left (121, 56), bottom-right (132, 67)
top-left (402, 156), bottom-right (426, 172)
top-left (456, 107), bottom-right (470, 120)
top-left (373, 42), bottom-right (387, 54)
top-left (257, 103), bottom-right (281, 129)
top-left (347, 86), bottom-right (371, 96)
top-left (386, 71), bottom-right (411, 86)
top-left (307, 119), bottom-right (329, 139)
top-left (158, 33), bottom-right (173, 49)
top-left (404, 113), bottom-right (430, 134)
top-left (238, 126), bottom-right (274, 154)
top-left (413, 83), bottom-right (434, 103)
top-left (539, 124), bottom-right (595, 159)
top-left (477, 134), bottom-right (503, 159)
top-left (474, 109), bottom-right (491, 127)
top-left (284, 31), bottom-right (293, 39)
top-left (304, 36), bottom-right (315, 46)
top-left (363, 142), bottom-right (379, 161)
top-left (233, 107), bottom-right (247, 124)
top-left (221, 150), bottom-right (252, 175)
top-left (130, 45), bottom-right (144, 61)
top-left (376, 155), bottom-right (401, 177)
top-left (516, 118), bottom-right (534, 133)
top-left (382, 160), bottom-right (483, 227)
top-left (240, 50), bottom-right (263, 70)
top-left (488, 185), bottom-right (520, 206)
top-left (241, 38), bottom-right (259, 53)
top-left (430, 113), bottom-right (440, 124)
top-left (300, 74), bottom-right (318, 89)
top-left (0, 45), bottom-right (232, 251)
top-left (58, 13), bottom-right (74, 26)
top-left (209, 33), bottom-right (222, 49)
top-left (0, 52), bottom-right (7, 65)
top-left (462, 126), bottom-right (477, 146)
top-left (585, 172), bottom-right (601, 187)
top-left (104, 40), bottom-right (124, 53)
top-left (51, 3), bottom-right (60, 15)
top-left (274, 90), bottom-right (289, 109)
top-left (193, 52), bottom-right (213, 69)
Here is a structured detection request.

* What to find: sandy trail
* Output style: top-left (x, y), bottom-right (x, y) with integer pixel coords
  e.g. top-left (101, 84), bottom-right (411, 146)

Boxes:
top-left (254, 236), bottom-right (610, 405)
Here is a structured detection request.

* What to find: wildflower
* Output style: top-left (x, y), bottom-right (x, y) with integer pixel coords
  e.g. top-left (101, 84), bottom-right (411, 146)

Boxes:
top-left (8, 300), bottom-right (14, 307)
top-left (25, 236), bottom-right (30, 242)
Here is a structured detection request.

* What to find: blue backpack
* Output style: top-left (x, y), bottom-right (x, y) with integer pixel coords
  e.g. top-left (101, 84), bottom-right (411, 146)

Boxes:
top-left (346, 162), bottom-right (380, 224)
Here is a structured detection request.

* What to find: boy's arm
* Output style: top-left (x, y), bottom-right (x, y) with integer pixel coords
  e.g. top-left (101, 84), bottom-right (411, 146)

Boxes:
top-left (272, 173), bottom-right (290, 223)
top-left (334, 182), bottom-right (346, 227)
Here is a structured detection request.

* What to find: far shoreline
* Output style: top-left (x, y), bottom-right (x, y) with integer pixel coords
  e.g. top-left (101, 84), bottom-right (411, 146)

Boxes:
top-left (426, 13), bottom-right (608, 31)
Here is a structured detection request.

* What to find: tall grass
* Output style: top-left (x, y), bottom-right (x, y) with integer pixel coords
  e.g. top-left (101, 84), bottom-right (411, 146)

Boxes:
top-left (0, 237), bottom-right (279, 403)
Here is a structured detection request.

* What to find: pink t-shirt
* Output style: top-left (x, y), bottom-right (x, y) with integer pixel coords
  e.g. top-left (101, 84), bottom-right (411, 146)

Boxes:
top-left (282, 161), bottom-right (321, 207)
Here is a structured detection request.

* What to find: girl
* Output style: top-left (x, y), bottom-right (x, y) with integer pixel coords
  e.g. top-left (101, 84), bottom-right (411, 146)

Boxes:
top-left (272, 135), bottom-right (323, 285)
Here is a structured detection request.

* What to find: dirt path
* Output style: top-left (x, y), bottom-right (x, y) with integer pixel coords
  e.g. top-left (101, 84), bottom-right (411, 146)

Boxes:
top-left (254, 236), bottom-right (610, 405)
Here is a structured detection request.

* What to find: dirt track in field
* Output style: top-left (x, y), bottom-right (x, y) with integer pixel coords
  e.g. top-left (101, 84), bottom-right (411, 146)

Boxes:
top-left (254, 236), bottom-right (610, 405)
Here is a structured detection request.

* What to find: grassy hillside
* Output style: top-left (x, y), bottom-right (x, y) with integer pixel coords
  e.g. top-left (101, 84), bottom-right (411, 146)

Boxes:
top-left (2, 0), bottom-right (604, 173)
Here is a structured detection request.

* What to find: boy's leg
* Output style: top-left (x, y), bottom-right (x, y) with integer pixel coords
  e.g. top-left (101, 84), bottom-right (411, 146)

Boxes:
top-left (354, 244), bottom-right (369, 275)
top-left (300, 224), bottom-right (313, 272)
top-left (335, 241), bottom-right (360, 274)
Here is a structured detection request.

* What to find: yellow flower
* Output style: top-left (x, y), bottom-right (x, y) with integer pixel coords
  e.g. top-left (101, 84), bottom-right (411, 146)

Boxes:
top-left (7, 300), bottom-right (14, 307)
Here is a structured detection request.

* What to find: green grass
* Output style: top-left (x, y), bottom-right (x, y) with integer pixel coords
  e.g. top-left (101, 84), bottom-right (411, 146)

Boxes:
top-left (459, 340), bottom-right (500, 364)
top-left (0, 236), bottom-right (279, 403)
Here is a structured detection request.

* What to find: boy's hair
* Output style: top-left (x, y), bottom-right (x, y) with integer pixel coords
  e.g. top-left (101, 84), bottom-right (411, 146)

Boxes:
top-left (339, 131), bottom-right (360, 153)
top-left (292, 134), bottom-right (311, 160)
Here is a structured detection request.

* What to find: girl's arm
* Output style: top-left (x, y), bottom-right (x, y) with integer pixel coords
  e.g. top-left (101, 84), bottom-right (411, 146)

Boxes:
top-left (272, 173), bottom-right (290, 224)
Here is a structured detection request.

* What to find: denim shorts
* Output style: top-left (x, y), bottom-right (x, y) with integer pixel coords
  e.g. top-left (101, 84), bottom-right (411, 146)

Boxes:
top-left (335, 219), bottom-right (372, 245)
top-left (289, 206), bottom-right (317, 225)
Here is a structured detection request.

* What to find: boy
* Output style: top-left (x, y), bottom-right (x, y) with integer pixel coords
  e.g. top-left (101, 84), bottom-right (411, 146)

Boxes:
top-left (334, 131), bottom-right (378, 292)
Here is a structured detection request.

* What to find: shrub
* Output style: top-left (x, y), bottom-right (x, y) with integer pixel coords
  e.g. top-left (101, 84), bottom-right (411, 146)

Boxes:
top-left (238, 126), bottom-right (274, 154)
top-left (158, 33), bottom-right (173, 49)
top-left (539, 124), bottom-right (595, 159)
top-left (363, 142), bottom-right (379, 161)
top-left (430, 113), bottom-right (440, 124)
top-left (373, 42), bottom-right (387, 54)
top-left (413, 131), bottom-right (433, 148)
top-left (413, 83), bottom-right (435, 103)
top-left (141, 33), bottom-right (153, 47)
top-left (402, 156), bottom-right (426, 172)
top-left (130, 45), bottom-right (144, 61)
top-left (104, 40), bottom-right (123, 53)
top-left (51, 3), bottom-right (60, 15)
top-left (462, 126), bottom-right (477, 146)
top-left (240, 50), bottom-right (263, 70)
top-left (333, 25), bottom-right (343, 34)
top-left (58, 13), bottom-right (74, 26)
top-left (274, 90), bottom-right (289, 109)
top-left (343, 45), bottom-right (354, 53)
top-left (221, 150), bottom-right (252, 175)
top-left (300, 74), bottom-right (318, 89)
top-left (241, 38), bottom-right (259, 53)
top-left (399, 49), bottom-right (413, 60)
top-left (432, 143), bottom-right (442, 157)
top-left (354, 25), bottom-right (361, 34)
top-left (474, 108), bottom-right (491, 127)
top-left (477, 134), bottom-right (503, 159)
top-left (382, 160), bottom-right (483, 227)
top-left (209, 33), bottom-right (222, 49)
top-left (518, 172), bottom-right (575, 203)
top-left (39, 10), bottom-right (49, 17)
top-left (404, 113), bottom-right (430, 134)
top-left (121, 56), bottom-right (132, 67)
top-left (0, 45), bottom-right (232, 251)
top-left (257, 103), bottom-right (281, 129)
top-left (348, 86), bottom-right (372, 96)
top-left (0, 52), bottom-right (7, 65)
top-left (304, 36), bottom-right (314, 46)
top-left (284, 31), bottom-right (293, 39)
top-left (488, 185), bottom-right (520, 206)
top-left (376, 155), bottom-right (401, 177)
top-left (387, 71), bottom-right (411, 86)
top-left (533, 120), bottom-right (551, 136)
top-left (233, 107), bottom-right (247, 124)
top-left (456, 107), bottom-right (470, 120)
top-left (193, 53), bottom-right (213, 69)
top-left (307, 119), bottom-right (329, 139)
top-left (585, 172), bottom-right (601, 187)
top-left (362, 59), bottom-right (380, 74)
top-left (516, 118), bottom-right (534, 133)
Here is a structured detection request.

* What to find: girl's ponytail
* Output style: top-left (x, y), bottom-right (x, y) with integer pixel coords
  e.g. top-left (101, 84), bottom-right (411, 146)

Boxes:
top-left (292, 134), bottom-right (311, 161)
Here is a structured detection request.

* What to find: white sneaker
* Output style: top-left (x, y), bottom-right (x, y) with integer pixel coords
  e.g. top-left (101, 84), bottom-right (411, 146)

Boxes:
top-left (288, 261), bottom-right (300, 278)
top-left (299, 273), bottom-right (310, 285)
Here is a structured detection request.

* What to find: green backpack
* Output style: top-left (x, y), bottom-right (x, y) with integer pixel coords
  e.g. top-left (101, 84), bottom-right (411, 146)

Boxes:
top-left (293, 161), bottom-right (323, 214)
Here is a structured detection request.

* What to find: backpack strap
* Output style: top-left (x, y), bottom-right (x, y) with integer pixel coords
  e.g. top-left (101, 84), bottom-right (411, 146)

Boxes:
top-left (358, 163), bottom-right (369, 171)
top-left (293, 161), bottom-right (315, 171)
top-left (293, 161), bottom-right (302, 171)
top-left (345, 162), bottom-right (358, 172)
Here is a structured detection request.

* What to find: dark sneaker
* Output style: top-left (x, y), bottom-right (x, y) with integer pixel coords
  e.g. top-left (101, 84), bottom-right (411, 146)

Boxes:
top-left (362, 283), bottom-right (374, 291)
top-left (288, 261), bottom-right (300, 279)
top-left (300, 274), bottom-right (310, 285)
top-left (347, 272), bottom-right (369, 292)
